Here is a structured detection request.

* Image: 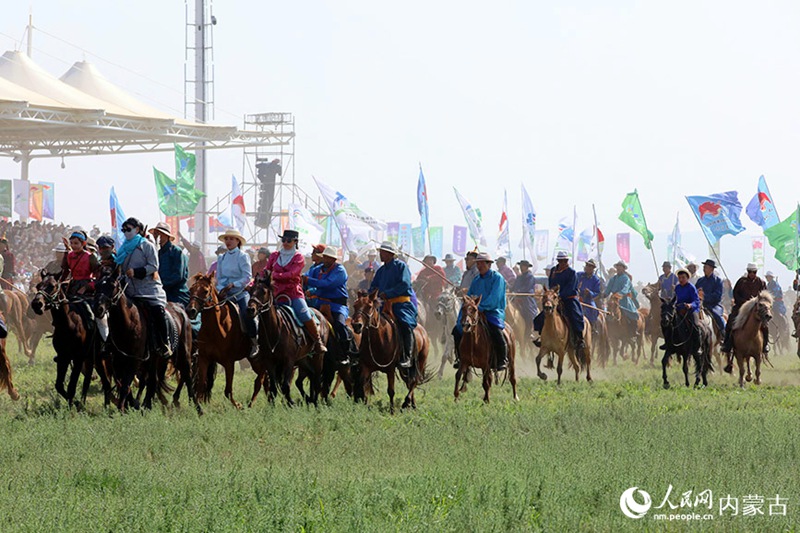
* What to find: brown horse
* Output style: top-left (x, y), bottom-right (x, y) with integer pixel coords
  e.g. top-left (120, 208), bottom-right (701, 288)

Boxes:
top-left (728, 291), bottom-right (773, 387)
top-left (0, 288), bottom-right (31, 361)
top-left (21, 289), bottom-right (53, 365)
top-left (605, 294), bottom-right (645, 364)
top-left (641, 283), bottom-right (663, 366)
top-left (505, 302), bottom-right (530, 361)
top-left (534, 288), bottom-right (592, 385)
top-left (351, 291), bottom-right (430, 412)
top-left (247, 272), bottom-right (328, 406)
top-left (793, 299), bottom-right (800, 358)
top-left (455, 295), bottom-right (518, 402)
top-left (93, 269), bottom-right (199, 412)
top-left (0, 333), bottom-right (18, 401)
top-left (186, 273), bottom-right (261, 408)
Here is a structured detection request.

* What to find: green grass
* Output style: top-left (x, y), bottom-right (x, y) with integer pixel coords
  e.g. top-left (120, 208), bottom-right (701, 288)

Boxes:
top-left (1, 336), bottom-right (800, 532)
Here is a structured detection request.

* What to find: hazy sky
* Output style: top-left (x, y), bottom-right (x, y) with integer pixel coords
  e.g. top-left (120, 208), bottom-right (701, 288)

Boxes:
top-left (2, 1), bottom-right (800, 281)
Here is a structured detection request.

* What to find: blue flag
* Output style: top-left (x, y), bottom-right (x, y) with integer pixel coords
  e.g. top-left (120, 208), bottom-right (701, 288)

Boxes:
top-left (685, 191), bottom-right (746, 245)
top-left (417, 164), bottom-right (430, 235)
top-left (109, 186), bottom-right (126, 248)
top-left (745, 175), bottom-right (780, 229)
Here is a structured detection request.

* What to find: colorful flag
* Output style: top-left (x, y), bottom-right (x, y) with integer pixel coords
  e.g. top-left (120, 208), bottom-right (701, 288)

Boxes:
top-left (745, 175), bottom-right (780, 229)
top-left (453, 188), bottom-right (487, 247)
top-left (288, 202), bottom-right (325, 255)
top-left (752, 236), bottom-right (765, 269)
top-left (452, 225), bottom-right (467, 256)
top-left (411, 226), bottom-right (425, 257)
top-left (616, 233), bottom-right (630, 263)
top-left (496, 190), bottom-right (511, 259)
top-left (153, 167), bottom-right (204, 217)
top-left (314, 177), bottom-right (386, 252)
top-left (429, 226), bottom-right (443, 258)
top-left (521, 184), bottom-right (537, 259)
top-left (667, 213), bottom-right (681, 266)
top-left (399, 223), bottom-right (413, 253)
top-left (386, 222), bottom-right (400, 244)
top-left (0, 180), bottom-right (12, 218)
top-left (685, 191), bottom-right (746, 245)
top-left (230, 174), bottom-right (246, 232)
top-left (109, 187), bottom-right (126, 248)
top-left (619, 190), bottom-right (653, 250)
top-left (208, 216), bottom-right (227, 233)
top-left (577, 227), bottom-right (594, 262)
top-left (41, 182), bottom-right (54, 220)
top-left (764, 206), bottom-right (800, 270)
top-left (417, 164), bottom-right (430, 237)
top-left (174, 144), bottom-right (197, 192)
top-left (28, 183), bottom-right (43, 221)
top-left (534, 230), bottom-right (549, 263)
top-left (555, 216), bottom-right (574, 255)
top-left (13, 180), bottom-right (29, 219)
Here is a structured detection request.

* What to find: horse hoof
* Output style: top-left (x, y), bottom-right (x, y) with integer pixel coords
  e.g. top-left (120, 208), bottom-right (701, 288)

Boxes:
top-left (723, 365), bottom-right (733, 375)
top-left (8, 389), bottom-right (19, 401)
top-left (537, 372), bottom-right (548, 381)
top-left (746, 375), bottom-right (752, 382)
top-left (663, 382), bottom-right (670, 390)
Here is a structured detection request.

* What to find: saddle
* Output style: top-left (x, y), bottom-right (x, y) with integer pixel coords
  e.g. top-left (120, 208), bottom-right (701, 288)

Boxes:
top-left (138, 303), bottom-right (179, 360)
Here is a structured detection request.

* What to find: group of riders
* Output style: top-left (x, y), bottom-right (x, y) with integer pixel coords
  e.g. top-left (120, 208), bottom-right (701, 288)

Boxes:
top-left (24, 215), bottom-right (795, 378)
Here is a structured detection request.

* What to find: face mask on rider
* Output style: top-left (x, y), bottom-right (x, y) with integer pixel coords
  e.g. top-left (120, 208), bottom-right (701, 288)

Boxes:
top-left (122, 228), bottom-right (136, 241)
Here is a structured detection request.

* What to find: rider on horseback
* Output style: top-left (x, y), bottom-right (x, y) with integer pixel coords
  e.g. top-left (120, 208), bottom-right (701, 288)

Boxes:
top-left (370, 241), bottom-right (417, 368)
top-left (60, 229), bottom-right (100, 296)
top-left (149, 222), bottom-right (190, 307)
top-left (604, 260), bottom-right (640, 322)
top-left (459, 250), bottom-right (479, 289)
top-left (658, 261), bottom-right (678, 300)
top-left (304, 246), bottom-right (354, 365)
top-left (265, 229), bottom-right (327, 356)
top-left (532, 251), bottom-right (585, 352)
top-left (452, 252), bottom-right (509, 371)
top-left (511, 259), bottom-right (537, 335)
top-left (765, 271), bottom-right (786, 318)
top-left (576, 259), bottom-right (603, 330)
top-left (695, 259), bottom-right (726, 337)
top-left (116, 217), bottom-right (173, 358)
top-left (722, 263), bottom-right (768, 364)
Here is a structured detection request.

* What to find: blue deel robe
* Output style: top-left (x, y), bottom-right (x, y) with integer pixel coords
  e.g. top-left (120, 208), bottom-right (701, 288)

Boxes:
top-left (695, 273), bottom-right (726, 332)
top-left (455, 269), bottom-right (506, 334)
top-left (577, 272), bottom-right (603, 324)
top-left (370, 259), bottom-right (417, 329)
top-left (604, 273), bottom-right (639, 322)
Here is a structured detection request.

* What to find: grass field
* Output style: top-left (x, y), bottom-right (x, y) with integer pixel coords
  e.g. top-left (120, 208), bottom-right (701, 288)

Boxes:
top-left (1, 336), bottom-right (800, 532)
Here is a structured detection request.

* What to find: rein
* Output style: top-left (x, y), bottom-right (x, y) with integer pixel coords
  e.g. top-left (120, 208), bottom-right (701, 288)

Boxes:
top-left (355, 302), bottom-right (395, 369)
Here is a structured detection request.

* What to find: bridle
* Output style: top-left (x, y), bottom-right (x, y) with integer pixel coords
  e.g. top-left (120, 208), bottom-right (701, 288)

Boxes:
top-left (354, 300), bottom-right (380, 330)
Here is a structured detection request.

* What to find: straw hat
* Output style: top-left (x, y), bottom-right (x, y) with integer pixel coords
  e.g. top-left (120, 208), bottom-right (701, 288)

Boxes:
top-left (378, 241), bottom-right (398, 254)
top-left (322, 246), bottom-right (339, 259)
top-left (148, 221), bottom-right (174, 241)
top-left (218, 229), bottom-right (246, 246)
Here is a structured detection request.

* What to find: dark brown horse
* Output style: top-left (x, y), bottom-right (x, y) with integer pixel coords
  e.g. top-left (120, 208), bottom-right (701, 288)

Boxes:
top-left (351, 291), bottom-right (430, 412)
top-left (93, 269), bottom-right (199, 412)
top-left (247, 272), bottom-right (328, 406)
top-left (455, 295), bottom-right (518, 402)
top-left (0, 316), bottom-right (19, 401)
top-left (186, 272), bottom-right (259, 408)
top-left (31, 271), bottom-right (113, 408)
top-left (605, 293), bottom-right (645, 364)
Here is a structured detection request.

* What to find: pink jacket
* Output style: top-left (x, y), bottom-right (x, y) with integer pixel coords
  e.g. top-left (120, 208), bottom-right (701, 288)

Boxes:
top-left (265, 251), bottom-right (305, 299)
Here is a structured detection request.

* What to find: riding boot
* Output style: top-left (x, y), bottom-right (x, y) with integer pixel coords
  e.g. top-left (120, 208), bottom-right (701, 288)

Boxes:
top-left (337, 338), bottom-right (351, 366)
top-left (492, 328), bottom-right (508, 371)
top-left (452, 326), bottom-right (462, 369)
top-left (247, 337), bottom-right (259, 360)
top-left (303, 319), bottom-right (328, 354)
top-left (151, 305), bottom-right (173, 358)
top-left (399, 327), bottom-right (414, 368)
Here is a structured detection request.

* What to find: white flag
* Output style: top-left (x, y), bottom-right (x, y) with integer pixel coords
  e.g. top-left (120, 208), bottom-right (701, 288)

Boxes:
top-left (534, 230), bottom-right (549, 263)
top-left (453, 188), bottom-right (487, 247)
top-left (521, 184), bottom-right (536, 258)
top-left (13, 180), bottom-right (29, 219)
top-left (288, 202), bottom-right (325, 255)
top-left (496, 190), bottom-right (511, 259)
top-left (231, 175), bottom-right (246, 232)
top-left (314, 177), bottom-right (385, 252)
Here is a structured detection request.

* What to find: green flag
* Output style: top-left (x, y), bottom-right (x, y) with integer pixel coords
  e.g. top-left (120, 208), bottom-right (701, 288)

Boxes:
top-left (618, 190), bottom-right (654, 250)
top-left (174, 144), bottom-right (196, 191)
top-left (153, 167), bottom-right (204, 217)
top-left (0, 180), bottom-right (12, 218)
top-left (764, 206), bottom-right (800, 270)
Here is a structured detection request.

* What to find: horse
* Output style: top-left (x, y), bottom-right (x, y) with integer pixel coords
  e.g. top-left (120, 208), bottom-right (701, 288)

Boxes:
top-left (534, 287), bottom-right (592, 385)
top-left (0, 331), bottom-right (18, 401)
top-left (21, 288), bottom-right (53, 365)
top-left (94, 268), bottom-right (199, 412)
top-left (605, 293), bottom-right (645, 364)
top-left (793, 299), bottom-right (800, 358)
top-left (768, 311), bottom-right (790, 355)
top-left (433, 287), bottom-right (460, 379)
top-left (186, 272), bottom-right (259, 408)
top-left (350, 290), bottom-right (430, 413)
top-left (0, 287), bottom-right (31, 361)
top-left (247, 272), bottom-right (329, 406)
top-left (505, 302), bottom-right (529, 360)
top-left (727, 291), bottom-right (773, 387)
top-left (454, 295), bottom-right (518, 402)
top-left (31, 271), bottom-right (112, 408)
top-left (659, 299), bottom-right (714, 389)
top-left (641, 283), bottom-right (664, 366)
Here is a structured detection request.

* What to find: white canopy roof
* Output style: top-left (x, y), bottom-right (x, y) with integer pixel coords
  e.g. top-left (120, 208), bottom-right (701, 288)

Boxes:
top-left (0, 50), bottom-right (290, 159)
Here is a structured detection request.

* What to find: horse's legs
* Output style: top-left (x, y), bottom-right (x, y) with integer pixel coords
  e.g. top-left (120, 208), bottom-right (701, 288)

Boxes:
top-left (509, 358), bottom-right (519, 401)
top-left (222, 361), bottom-right (242, 409)
top-left (279, 365), bottom-right (295, 406)
top-left (572, 350), bottom-right (580, 382)
top-left (682, 351), bottom-right (690, 388)
top-left (249, 370), bottom-right (264, 408)
top-left (294, 370), bottom-right (307, 403)
top-left (481, 368), bottom-right (491, 403)
top-left (661, 353), bottom-right (671, 389)
top-left (386, 369), bottom-right (396, 414)
top-left (79, 359), bottom-right (93, 406)
top-left (737, 355), bottom-right (745, 388)
top-left (453, 366), bottom-right (463, 400)
top-left (755, 355), bottom-right (762, 385)
top-left (535, 349), bottom-right (547, 381)
top-left (65, 356), bottom-right (84, 406)
top-left (330, 374), bottom-right (342, 398)
top-left (556, 354), bottom-right (564, 385)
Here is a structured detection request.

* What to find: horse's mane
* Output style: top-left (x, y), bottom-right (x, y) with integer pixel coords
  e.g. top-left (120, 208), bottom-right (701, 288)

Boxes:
top-left (733, 290), bottom-right (773, 331)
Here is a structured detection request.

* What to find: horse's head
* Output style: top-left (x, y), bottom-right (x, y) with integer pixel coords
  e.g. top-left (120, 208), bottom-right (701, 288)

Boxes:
top-left (247, 272), bottom-right (274, 318)
top-left (660, 297), bottom-right (675, 328)
top-left (642, 282), bottom-right (658, 300)
top-left (606, 293), bottom-right (622, 317)
top-left (542, 287), bottom-right (559, 315)
top-left (435, 288), bottom-right (454, 319)
top-left (352, 289), bottom-right (378, 335)
top-left (31, 269), bottom-right (63, 315)
top-left (187, 272), bottom-right (218, 320)
top-left (756, 291), bottom-right (773, 324)
top-left (460, 294), bottom-right (481, 333)
top-left (92, 266), bottom-right (124, 318)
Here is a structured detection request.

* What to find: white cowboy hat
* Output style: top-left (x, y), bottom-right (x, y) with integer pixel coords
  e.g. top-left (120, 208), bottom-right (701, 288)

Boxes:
top-left (556, 251), bottom-right (569, 260)
top-left (378, 241), bottom-right (398, 254)
top-left (614, 260), bottom-right (628, 268)
top-left (475, 252), bottom-right (494, 263)
top-left (746, 262), bottom-right (758, 272)
top-left (147, 221), bottom-right (174, 241)
top-left (218, 229), bottom-right (246, 246)
top-left (322, 246), bottom-right (339, 259)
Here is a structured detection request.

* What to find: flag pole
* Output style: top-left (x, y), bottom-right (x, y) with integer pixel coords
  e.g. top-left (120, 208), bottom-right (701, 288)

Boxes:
top-left (571, 205), bottom-right (577, 263)
top-left (592, 203), bottom-right (606, 281)
top-left (794, 204), bottom-right (800, 271)
top-left (685, 197), bottom-right (730, 281)
top-left (633, 190), bottom-right (660, 278)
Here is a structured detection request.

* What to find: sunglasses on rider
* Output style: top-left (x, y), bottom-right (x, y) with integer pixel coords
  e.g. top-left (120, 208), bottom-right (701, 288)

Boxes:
top-left (281, 236), bottom-right (296, 243)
